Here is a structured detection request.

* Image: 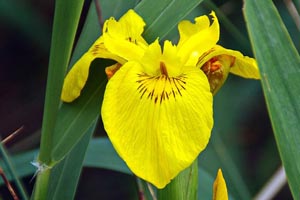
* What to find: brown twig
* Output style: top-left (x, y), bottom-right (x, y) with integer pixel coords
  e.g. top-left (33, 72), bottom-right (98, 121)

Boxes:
top-left (136, 177), bottom-right (146, 200)
top-left (93, 0), bottom-right (103, 27)
top-left (2, 126), bottom-right (24, 145)
top-left (0, 167), bottom-right (20, 200)
top-left (147, 183), bottom-right (157, 200)
top-left (0, 126), bottom-right (24, 199)
top-left (283, 0), bottom-right (300, 31)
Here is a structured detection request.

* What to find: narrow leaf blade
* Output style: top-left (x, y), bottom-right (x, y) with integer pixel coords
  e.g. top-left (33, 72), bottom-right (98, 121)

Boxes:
top-left (135, 0), bottom-right (204, 41)
top-left (244, 0), bottom-right (300, 198)
top-left (47, 122), bottom-right (97, 200)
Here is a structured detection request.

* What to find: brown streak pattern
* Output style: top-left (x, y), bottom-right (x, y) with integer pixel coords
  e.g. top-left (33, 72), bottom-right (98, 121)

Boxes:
top-left (136, 73), bottom-right (187, 104)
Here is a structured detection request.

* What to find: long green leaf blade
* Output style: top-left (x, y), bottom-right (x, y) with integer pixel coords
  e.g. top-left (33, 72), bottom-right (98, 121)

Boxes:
top-left (243, 0), bottom-right (300, 198)
top-left (33, 0), bottom-right (84, 199)
top-left (38, 0), bottom-right (84, 164)
top-left (47, 122), bottom-right (97, 200)
top-left (1, 138), bottom-right (232, 199)
top-left (51, 0), bottom-right (138, 162)
top-left (135, 0), bottom-right (204, 41)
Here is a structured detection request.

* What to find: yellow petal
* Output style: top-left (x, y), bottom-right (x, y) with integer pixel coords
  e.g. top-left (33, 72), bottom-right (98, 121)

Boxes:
top-left (104, 35), bottom-right (146, 62)
top-left (141, 40), bottom-right (183, 76)
top-left (177, 11), bottom-right (219, 66)
top-left (198, 45), bottom-right (260, 79)
top-left (101, 61), bottom-right (213, 188)
top-left (61, 37), bottom-right (125, 102)
top-left (229, 55), bottom-right (260, 79)
top-left (103, 9), bottom-right (148, 61)
top-left (61, 53), bottom-right (93, 102)
top-left (213, 169), bottom-right (228, 200)
top-left (87, 37), bottom-right (126, 64)
top-left (61, 9), bottom-right (147, 103)
top-left (104, 9), bottom-right (147, 46)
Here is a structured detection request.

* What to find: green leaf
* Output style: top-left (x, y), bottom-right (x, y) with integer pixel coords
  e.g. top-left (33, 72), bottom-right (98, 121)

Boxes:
top-left (51, 62), bottom-right (106, 161)
top-left (0, 149), bottom-right (38, 185)
top-left (84, 137), bottom-right (131, 174)
top-left (47, 122), bottom-right (96, 200)
top-left (157, 161), bottom-right (198, 200)
top-left (38, 0), bottom-right (84, 164)
top-left (1, 137), bottom-right (233, 199)
top-left (135, 0), bottom-right (204, 41)
top-left (33, 0), bottom-right (84, 198)
top-left (50, 0), bottom-right (139, 162)
top-left (243, 0), bottom-right (300, 198)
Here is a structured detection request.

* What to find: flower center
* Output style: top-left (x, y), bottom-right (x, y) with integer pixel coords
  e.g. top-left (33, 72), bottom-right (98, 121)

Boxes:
top-left (160, 62), bottom-right (169, 77)
top-left (136, 70), bottom-right (187, 104)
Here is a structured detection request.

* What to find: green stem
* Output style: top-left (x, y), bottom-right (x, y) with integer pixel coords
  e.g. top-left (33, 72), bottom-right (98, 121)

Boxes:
top-left (157, 160), bottom-right (198, 200)
top-left (33, 0), bottom-right (84, 199)
top-left (32, 169), bottom-right (51, 200)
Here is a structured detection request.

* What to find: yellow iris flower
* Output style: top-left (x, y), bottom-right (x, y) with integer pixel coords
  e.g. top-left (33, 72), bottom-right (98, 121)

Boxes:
top-left (61, 9), bottom-right (259, 188)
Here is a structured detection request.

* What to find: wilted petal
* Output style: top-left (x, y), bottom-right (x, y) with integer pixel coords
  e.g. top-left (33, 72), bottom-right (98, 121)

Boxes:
top-left (198, 45), bottom-right (260, 79)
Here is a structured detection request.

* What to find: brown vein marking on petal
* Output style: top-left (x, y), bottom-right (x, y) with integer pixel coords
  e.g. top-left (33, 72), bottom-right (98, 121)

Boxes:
top-left (126, 37), bottom-right (138, 44)
top-left (198, 48), bottom-right (215, 64)
top-left (136, 72), bottom-right (187, 104)
top-left (91, 44), bottom-right (106, 56)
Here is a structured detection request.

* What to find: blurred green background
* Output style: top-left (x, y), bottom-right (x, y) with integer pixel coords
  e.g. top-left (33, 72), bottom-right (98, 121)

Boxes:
top-left (0, 0), bottom-right (298, 199)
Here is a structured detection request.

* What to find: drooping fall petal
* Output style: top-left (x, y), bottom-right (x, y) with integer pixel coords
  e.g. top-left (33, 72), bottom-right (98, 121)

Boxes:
top-left (61, 9), bottom-right (147, 102)
top-left (213, 169), bottom-right (229, 200)
top-left (229, 55), bottom-right (260, 79)
top-left (61, 37), bottom-right (125, 102)
top-left (101, 61), bottom-right (213, 188)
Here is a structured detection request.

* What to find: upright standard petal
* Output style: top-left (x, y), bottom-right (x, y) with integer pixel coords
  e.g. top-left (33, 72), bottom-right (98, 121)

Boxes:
top-left (101, 61), bottom-right (213, 188)
top-left (104, 9), bottom-right (147, 46)
top-left (103, 9), bottom-right (148, 62)
top-left (213, 169), bottom-right (228, 200)
top-left (177, 11), bottom-right (219, 66)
